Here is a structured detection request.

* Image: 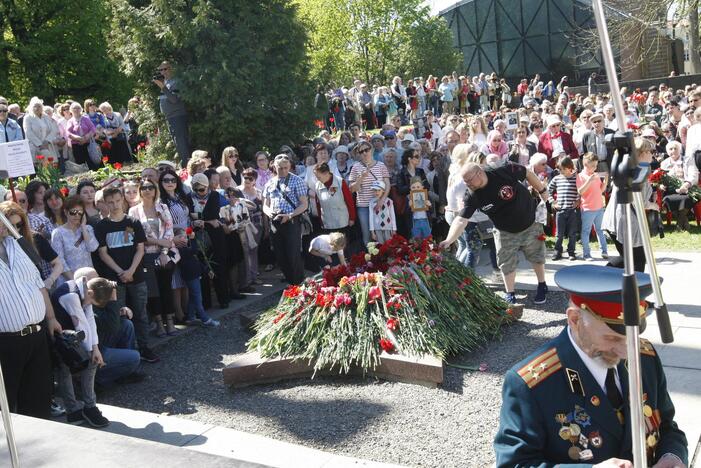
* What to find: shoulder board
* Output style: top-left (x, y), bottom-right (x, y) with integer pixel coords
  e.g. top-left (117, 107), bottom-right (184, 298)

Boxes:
top-left (517, 347), bottom-right (562, 389)
top-left (640, 338), bottom-right (656, 357)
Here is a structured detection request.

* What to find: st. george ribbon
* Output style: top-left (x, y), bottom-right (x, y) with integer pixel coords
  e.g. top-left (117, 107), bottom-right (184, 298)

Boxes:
top-left (590, 1), bottom-right (675, 466)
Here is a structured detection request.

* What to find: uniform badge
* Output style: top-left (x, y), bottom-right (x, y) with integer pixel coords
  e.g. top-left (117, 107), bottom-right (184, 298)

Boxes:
top-left (590, 395), bottom-right (600, 406)
top-left (579, 449), bottom-right (594, 461)
top-left (589, 431), bottom-right (603, 448)
top-left (555, 413), bottom-right (568, 424)
top-left (571, 405), bottom-right (592, 427)
top-left (498, 185), bottom-right (514, 201)
top-left (566, 368), bottom-right (585, 396)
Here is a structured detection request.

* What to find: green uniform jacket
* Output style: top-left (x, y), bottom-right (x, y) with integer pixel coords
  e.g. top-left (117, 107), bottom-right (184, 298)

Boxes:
top-left (494, 328), bottom-right (687, 467)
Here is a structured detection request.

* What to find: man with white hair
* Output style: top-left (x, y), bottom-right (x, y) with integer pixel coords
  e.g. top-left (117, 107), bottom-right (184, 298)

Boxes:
top-left (494, 265), bottom-right (688, 467)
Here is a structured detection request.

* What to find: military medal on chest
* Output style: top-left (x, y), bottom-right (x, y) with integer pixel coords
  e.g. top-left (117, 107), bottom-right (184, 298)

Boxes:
top-left (555, 405), bottom-right (596, 461)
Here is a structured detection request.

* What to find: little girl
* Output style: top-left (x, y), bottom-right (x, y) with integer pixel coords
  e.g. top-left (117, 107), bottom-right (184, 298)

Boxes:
top-left (309, 232), bottom-right (347, 267)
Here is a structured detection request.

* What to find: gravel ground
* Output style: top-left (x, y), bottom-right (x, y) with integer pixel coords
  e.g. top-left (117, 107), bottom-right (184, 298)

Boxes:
top-left (101, 290), bottom-right (570, 468)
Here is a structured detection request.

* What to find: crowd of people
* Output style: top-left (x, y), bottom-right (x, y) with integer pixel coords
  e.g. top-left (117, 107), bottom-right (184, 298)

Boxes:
top-left (2, 69), bottom-right (701, 435)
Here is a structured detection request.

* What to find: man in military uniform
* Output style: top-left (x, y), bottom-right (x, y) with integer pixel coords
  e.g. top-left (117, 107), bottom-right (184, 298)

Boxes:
top-left (494, 265), bottom-right (688, 467)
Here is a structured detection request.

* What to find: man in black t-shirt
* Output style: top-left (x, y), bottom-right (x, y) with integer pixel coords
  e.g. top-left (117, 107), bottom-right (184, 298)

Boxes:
top-left (94, 187), bottom-right (158, 363)
top-left (440, 162), bottom-right (549, 305)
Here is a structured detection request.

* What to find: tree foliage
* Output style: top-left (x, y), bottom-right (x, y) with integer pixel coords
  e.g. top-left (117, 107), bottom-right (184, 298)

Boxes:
top-left (296, 0), bottom-right (463, 87)
top-left (109, 0), bottom-right (315, 161)
top-left (0, 0), bottom-right (134, 105)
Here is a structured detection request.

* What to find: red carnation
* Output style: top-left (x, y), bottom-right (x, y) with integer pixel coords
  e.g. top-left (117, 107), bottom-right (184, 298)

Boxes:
top-left (379, 338), bottom-right (394, 353)
top-left (368, 285), bottom-right (382, 303)
top-left (113, 162), bottom-right (123, 170)
top-left (185, 227), bottom-right (194, 236)
top-left (101, 140), bottom-right (112, 150)
top-left (537, 233), bottom-right (547, 241)
top-left (47, 156), bottom-right (54, 162)
top-left (36, 155), bottom-right (45, 160)
top-left (386, 317), bottom-right (399, 331)
top-left (59, 187), bottom-right (69, 197)
top-left (102, 156), bottom-right (109, 163)
top-left (283, 285), bottom-right (302, 299)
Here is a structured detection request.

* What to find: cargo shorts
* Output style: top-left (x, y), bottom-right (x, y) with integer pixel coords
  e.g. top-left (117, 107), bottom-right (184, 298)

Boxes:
top-left (493, 222), bottom-right (546, 275)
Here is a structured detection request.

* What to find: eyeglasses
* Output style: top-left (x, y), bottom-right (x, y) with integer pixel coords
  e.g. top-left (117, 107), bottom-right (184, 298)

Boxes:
top-left (68, 209), bottom-right (84, 216)
top-left (140, 186), bottom-right (156, 191)
top-left (162, 177), bottom-right (177, 183)
top-left (195, 186), bottom-right (207, 193)
top-left (0, 109), bottom-right (7, 113)
top-left (358, 147), bottom-right (372, 154)
top-left (243, 176), bottom-right (254, 181)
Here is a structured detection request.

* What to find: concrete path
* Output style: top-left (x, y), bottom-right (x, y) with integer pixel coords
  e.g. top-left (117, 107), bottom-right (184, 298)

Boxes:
top-left (476, 249), bottom-right (701, 465)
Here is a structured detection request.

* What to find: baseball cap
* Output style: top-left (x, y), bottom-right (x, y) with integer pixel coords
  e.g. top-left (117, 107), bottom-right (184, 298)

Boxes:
top-left (370, 180), bottom-right (386, 191)
top-left (191, 173), bottom-right (209, 188)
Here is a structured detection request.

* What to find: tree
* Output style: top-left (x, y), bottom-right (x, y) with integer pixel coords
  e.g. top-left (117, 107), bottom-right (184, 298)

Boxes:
top-left (0, 0), bottom-right (134, 105)
top-left (297, 0), bottom-right (463, 87)
top-left (110, 0), bottom-right (315, 161)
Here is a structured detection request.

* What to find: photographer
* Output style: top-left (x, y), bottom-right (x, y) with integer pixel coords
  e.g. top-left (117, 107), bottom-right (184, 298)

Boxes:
top-left (153, 61), bottom-right (190, 167)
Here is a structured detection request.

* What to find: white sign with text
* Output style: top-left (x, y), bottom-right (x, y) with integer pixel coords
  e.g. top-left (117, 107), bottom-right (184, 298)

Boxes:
top-left (0, 140), bottom-right (35, 179)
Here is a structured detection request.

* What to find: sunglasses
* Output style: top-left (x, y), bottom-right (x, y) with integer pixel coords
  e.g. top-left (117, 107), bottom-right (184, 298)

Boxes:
top-left (195, 186), bottom-right (207, 193)
top-left (386, 136), bottom-right (396, 140)
top-left (162, 177), bottom-right (177, 183)
top-left (68, 209), bottom-right (84, 216)
top-left (358, 148), bottom-right (372, 154)
top-left (0, 109), bottom-right (7, 113)
top-left (141, 186), bottom-right (156, 191)
top-left (243, 176), bottom-right (254, 181)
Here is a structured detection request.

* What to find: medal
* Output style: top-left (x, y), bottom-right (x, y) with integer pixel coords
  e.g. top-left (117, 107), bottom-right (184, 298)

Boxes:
top-left (579, 449), bottom-right (594, 461)
top-left (589, 431), bottom-right (603, 448)
top-left (569, 423), bottom-right (581, 437)
top-left (643, 405), bottom-right (653, 418)
top-left (590, 395), bottom-right (600, 407)
top-left (568, 446), bottom-right (581, 460)
top-left (647, 434), bottom-right (657, 447)
top-left (559, 426), bottom-right (571, 440)
top-left (555, 413), bottom-right (568, 424)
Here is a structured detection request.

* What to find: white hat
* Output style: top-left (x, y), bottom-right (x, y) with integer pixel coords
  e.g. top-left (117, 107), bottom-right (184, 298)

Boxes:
top-left (157, 160), bottom-right (177, 170)
top-left (401, 133), bottom-right (415, 142)
top-left (370, 180), bottom-right (386, 191)
top-left (333, 145), bottom-right (349, 157)
top-left (641, 128), bottom-right (657, 138)
top-left (546, 115), bottom-right (562, 127)
top-left (191, 173), bottom-right (209, 188)
top-left (408, 141), bottom-right (421, 151)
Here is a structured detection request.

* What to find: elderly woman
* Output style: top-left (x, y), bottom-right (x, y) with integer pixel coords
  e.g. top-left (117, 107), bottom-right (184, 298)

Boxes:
top-left (480, 130), bottom-right (509, 161)
top-left (314, 162), bottom-right (356, 234)
top-left (222, 146), bottom-right (244, 186)
top-left (382, 148), bottom-right (401, 187)
top-left (508, 125), bottom-right (537, 166)
top-left (129, 180), bottom-right (177, 336)
top-left (333, 145), bottom-right (354, 182)
top-left (23, 97), bottom-right (60, 162)
top-left (603, 137), bottom-right (659, 272)
top-left (66, 103), bottom-right (98, 170)
top-left (254, 151), bottom-right (273, 191)
top-left (51, 196), bottom-right (99, 284)
top-left (239, 168), bottom-right (264, 285)
top-left (100, 102), bottom-right (130, 164)
top-left (660, 140), bottom-right (697, 230)
top-left (84, 99), bottom-right (107, 143)
top-left (348, 140), bottom-right (390, 247)
top-left (43, 105), bottom-right (66, 161)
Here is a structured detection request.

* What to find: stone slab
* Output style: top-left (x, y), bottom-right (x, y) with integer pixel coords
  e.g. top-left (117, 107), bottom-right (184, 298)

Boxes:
top-left (223, 351), bottom-right (443, 388)
top-left (0, 413), bottom-right (267, 468)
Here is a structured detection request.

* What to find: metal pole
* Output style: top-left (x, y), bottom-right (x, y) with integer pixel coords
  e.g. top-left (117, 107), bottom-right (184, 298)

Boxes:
top-left (590, 1), bottom-right (647, 466)
top-left (0, 365), bottom-right (20, 468)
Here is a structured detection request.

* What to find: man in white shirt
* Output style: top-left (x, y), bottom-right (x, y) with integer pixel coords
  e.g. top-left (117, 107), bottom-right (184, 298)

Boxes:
top-left (494, 265), bottom-right (688, 467)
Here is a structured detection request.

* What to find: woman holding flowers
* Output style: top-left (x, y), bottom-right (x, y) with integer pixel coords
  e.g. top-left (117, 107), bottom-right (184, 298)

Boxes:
top-left (51, 196), bottom-right (99, 284)
top-left (659, 141), bottom-right (699, 231)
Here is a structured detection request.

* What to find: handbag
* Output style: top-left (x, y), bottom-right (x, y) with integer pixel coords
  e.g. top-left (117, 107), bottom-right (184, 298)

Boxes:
top-left (87, 137), bottom-right (103, 165)
top-left (278, 176), bottom-right (313, 236)
top-left (53, 330), bottom-right (90, 373)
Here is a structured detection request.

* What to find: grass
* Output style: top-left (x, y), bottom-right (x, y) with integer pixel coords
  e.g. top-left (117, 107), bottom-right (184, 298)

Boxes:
top-left (546, 222), bottom-right (701, 253)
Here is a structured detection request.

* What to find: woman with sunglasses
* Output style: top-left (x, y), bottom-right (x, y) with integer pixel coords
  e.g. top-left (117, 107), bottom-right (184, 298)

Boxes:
top-left (1, 201), bottom-right (63, 290)
top-left (129, 180), bottom-right (177, 336)
top-left (158, 168), bottom-right (193, 323)
top-left (508, 125), bottom-right (537, 166)
top-left (348, 141), bottom-right (390, 247)
top-left (222, 146), bottom-right (244, 186)
top-left (51, 196), bottom-right (99, 286)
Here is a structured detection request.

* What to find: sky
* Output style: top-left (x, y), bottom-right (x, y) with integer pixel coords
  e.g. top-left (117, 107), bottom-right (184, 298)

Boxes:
top-left (425, 0), bottom-right (460, 16)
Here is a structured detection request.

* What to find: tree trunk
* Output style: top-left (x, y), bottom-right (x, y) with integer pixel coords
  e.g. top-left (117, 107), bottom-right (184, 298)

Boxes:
top-left (688, 0), bottom-right (701, 73)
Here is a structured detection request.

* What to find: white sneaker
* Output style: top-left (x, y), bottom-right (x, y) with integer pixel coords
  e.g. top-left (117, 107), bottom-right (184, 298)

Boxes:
top-left (203, 319), bottom-right (220, 328)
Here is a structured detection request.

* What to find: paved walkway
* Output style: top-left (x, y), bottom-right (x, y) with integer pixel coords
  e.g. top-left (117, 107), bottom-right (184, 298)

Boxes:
top-left (476, 249), bottom-right (701, 465)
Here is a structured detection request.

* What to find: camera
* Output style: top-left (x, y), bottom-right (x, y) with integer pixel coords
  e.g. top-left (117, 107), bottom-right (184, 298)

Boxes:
top-left (152, 72), bottom-right (164, 81)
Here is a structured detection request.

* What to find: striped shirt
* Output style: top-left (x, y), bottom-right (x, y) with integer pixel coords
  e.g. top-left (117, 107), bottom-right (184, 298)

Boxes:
top-left (548, 174), bottom-right (580, 209)
top-left (0, 237), bottom-right (46, 332)
top-left (349, 162), bottom-right (390, 207)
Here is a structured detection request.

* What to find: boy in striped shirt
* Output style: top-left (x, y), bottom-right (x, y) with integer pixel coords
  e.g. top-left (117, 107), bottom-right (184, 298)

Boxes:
top-left (548, 156), bottom-right (580, 261)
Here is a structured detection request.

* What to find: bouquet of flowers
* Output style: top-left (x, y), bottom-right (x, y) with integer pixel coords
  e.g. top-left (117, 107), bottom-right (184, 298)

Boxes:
top-left (248, 236), bottom-right (513, 374)
top-left (649, 169), bottom-right (701, 204)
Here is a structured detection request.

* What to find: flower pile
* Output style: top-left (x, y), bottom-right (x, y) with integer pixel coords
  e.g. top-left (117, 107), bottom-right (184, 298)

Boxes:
top-left (248, 236), bottom-right (511, 374)
top-left (649, 169), bottom-right (701, 204)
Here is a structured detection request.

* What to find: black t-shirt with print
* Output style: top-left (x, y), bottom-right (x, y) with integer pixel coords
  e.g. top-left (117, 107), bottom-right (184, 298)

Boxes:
top-left (459, 163), bottom-right (536, 233)
top-left (94, 216), bottom-right (147, 283)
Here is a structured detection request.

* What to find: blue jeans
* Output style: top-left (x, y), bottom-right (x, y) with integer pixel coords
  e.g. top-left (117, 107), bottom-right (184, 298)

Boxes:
top-left (357, 206), bottom-right (371, 249)
top-left (186, 277), bottom-right (212, 322)
top-left (411, 218), bottom-right (431, 239)
top-left (55, 360), bottom-right (97, 413)
top-left (96, 318), bottom-right (141, 387)
top-left (555, 208), bottom-right (578, 255)
top-left (446, 212), bottom-right (467, 262)
top-left (580, 209), bottom-right (608, 257)
top-left (116, 281), bottom-right (150, 352)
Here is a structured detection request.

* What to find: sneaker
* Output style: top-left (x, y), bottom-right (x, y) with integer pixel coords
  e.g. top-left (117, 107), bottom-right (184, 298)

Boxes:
top-left (568, 254), bottom-right (577, 261)
top-left (504, 292), bottom-right (517, 304)
top-left (552, 252), bottom-right (563, 261)
top-left (115, 371), bottom-right (147, 385)
top-left (140, 348), bottom-right (160, 364)
top-left (533, 283), bottom-right (548, 304)
top-left (66, 410), bottom-right (85, 425)
top-left (583, 255), bottom-right (593, 261)
top-left (202, 318), bottom-right (220, 327)
top-left (82, 406), bottom-right (109, 428)
top-left (51, 399), bottom-right (65, 417)
top-left (240, 286), bottom-right (256, 293)
top-left (601, 252), bottom-right (608, 259)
